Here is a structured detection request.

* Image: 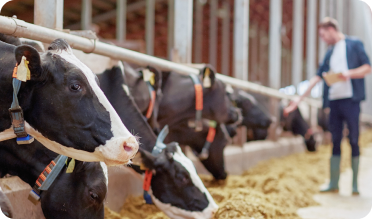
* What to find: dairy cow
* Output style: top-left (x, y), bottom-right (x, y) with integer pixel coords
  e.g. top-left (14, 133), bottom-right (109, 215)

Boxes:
top-left (0, 36), bottom-right (138, 166)
top-left (97, 62), bottom-right (218, 219)
top-left (0, 138), bottom-right (107, 219)
top-left (158, 66), bottom-right (236, 128)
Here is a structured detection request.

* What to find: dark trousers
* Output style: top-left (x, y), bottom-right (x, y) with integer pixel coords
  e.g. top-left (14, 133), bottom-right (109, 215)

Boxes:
top-left (329, 98), bottom-right (360, 157)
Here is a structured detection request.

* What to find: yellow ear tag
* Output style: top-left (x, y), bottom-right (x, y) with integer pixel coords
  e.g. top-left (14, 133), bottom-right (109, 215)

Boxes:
top-left (149, 74), bottom-right (155, 86)
top-left (203, 68), bottom-right (211, 88)
top-left (143, 69), bottom-right (155, 85)
top-left (26, 60), bottom-right (31, 81)
top-left (16, 56), bottom-right (29, 82)
top-left (66, 158), bottom-right (75, 173)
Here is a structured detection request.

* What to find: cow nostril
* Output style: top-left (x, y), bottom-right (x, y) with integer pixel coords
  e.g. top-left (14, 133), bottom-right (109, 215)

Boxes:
top-left (123, 142), bottom-right (132, 153)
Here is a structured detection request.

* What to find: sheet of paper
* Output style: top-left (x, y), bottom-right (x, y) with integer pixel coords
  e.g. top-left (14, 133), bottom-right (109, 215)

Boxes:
top-left (323, 72), bottom-right (345, 86)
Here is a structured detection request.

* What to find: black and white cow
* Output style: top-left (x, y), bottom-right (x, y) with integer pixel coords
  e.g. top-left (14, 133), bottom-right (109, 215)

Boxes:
top-left (0, 138), bottom-right (107, 219)
top-left (166, 119), bottom-right (229, 180)
top-left (158, 67), bottom-right (236, 128)
top-left (0, 188), bottom-right (13, 218)
top-left (97, 62), bottom-right (218, 219)
top-left (280, 105), bottom-right (317, 152)
top-left (225, 87), bottom-right (272, 139)
top-left (0, 37), bottom-right (138, 166)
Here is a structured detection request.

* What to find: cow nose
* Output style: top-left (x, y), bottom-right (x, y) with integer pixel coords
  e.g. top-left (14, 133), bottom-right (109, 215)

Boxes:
top-left (123, 136), bottom-right (139, 158)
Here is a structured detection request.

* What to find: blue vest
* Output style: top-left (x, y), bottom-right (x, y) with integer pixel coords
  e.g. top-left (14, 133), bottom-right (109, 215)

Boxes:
top-left (317, 36), bottom-right (371, 108)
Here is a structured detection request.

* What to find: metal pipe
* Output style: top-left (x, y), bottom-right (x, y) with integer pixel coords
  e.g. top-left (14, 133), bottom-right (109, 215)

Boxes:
top-left (146, 0), bottom-right (155, 55)
top-left (269, 0), bottom-right (282, 89)
top-left (0, 15), bottom-right (321, 107)
top-left (291, 0), bottom-right (304, 87)
top-left (194, 0), bottom-right (203, 63)
top-left (306, 0), bottom-right (317, 79)
top-left (116, 0), bottom-right (127, 42)
top-left (233, 0), bottom-right (249, 81)
top-left (82, 0), bottom-right (92, 30)
top-left (209, 0), bottom-right (218, 67)
top-left (221, 1), bottom-right (230, 75)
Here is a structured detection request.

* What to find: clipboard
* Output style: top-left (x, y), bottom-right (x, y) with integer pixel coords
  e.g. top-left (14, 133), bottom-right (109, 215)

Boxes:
top-left (322, 71), bottom-right (345, 86)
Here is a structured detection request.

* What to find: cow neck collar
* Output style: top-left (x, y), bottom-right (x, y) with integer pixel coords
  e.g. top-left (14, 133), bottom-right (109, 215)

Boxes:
top-left (189, 74), bottom-right (203, 132)
top-left (8, 62), bottom-right (34, 144)
top-left (143, 125), bottom-right (169, 204)
top-left (145, 81), bottom-right (156, 119)
top-left (28, 155), bottom-right (68, 205)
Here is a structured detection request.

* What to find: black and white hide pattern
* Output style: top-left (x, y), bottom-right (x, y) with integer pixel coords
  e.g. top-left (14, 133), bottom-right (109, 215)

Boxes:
top-left (96, 61), bottom-right (218, 219)
top-left (0, 138), bottom-right (108, 219)
top-left (0, 37), bottom-right (138, 166)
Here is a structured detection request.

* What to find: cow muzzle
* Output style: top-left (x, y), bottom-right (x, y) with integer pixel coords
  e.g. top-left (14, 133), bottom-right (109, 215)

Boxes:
top-left (97, 136), bottom-right (139, 166)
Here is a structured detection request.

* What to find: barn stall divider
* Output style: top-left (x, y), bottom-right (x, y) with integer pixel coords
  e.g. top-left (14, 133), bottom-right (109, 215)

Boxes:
top-left (0, 15), bottom-right (371, 219)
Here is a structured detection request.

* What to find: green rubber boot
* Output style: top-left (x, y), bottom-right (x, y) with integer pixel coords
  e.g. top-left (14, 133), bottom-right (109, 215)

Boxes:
top-left (320, 156), bottom-right (341, 193)
top-left (352, 157), bottom-right (360, 195)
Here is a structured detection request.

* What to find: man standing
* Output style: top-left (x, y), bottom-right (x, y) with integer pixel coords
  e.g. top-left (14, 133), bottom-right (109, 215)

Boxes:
top-left (284, 17), bottom-right (371, 195)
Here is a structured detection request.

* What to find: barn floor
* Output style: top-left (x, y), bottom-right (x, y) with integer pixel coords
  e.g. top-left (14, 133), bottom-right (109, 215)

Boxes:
top-left (104, 130), bottom-right (372, 219)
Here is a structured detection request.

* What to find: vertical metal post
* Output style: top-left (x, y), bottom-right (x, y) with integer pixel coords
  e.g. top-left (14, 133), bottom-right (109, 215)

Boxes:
top-left (146, 0), bottom-right (155, 55)
top-left (173, 0), bottom-right (193, 63)
top-left (209, 0), bottom-right (218, 67)
top-left (116, 0), bottom-right (127, 42)
top-left (319, 0), bottom-right (327, 63)
top-left (233, 0), bottom-right (249, 80)
top-left (268, 0), bottom-right (282, 141)
top-left (221, 1), bottom-right (230, 75)
top-left (168, 0), bottom-right (174, 60)
top-left (291, 0), bottom-right (304, 87)
top-left (34, 0), bottom-right (64, 29)
top-left (329, 0), bottom-right (335, 18)
top-left (232, 0), bottom-right (249, 145)
top-left (82, 0), bottom-right (92, 30)
top-left (194, 0), bottom-right (204, 63)
top-left (306, 0), bottom-right (317, 80)
top-left (249, 22), bottom-right (259, 81)
top-left (336, 0), bottom-right (344, 32)
top-left (269, 0), bottom-right (282, 89)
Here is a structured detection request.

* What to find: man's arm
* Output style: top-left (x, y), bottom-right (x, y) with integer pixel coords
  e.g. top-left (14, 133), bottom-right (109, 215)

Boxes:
top-left (283, 75), bottom-right (322, 116)
top-left (342, 64), bottom-right (371, 79)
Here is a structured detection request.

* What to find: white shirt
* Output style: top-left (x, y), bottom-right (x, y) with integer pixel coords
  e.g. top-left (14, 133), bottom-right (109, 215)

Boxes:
top-left (328, 39), bottom-right (353, 100)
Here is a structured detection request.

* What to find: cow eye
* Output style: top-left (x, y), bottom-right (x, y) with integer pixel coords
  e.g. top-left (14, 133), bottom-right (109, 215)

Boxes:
top-left (70, 84), bottom-right (82, 91)
top-left (89, 191), bottom-right (99, 201)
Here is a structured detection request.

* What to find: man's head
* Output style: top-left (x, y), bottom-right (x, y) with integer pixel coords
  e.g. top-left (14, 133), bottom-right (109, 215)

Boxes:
top-left (318, 17), bottom-right (341, 45)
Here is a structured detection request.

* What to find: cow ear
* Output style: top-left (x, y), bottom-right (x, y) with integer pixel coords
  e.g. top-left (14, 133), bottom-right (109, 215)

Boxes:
top-left (200, 65), bottom-right (216, 88)
top-left (14, 45), bottom-right (43, 79)
top-left (146, 65), bottom-right (162, 91)
top-left (138, 148), bottom-right (156, 169)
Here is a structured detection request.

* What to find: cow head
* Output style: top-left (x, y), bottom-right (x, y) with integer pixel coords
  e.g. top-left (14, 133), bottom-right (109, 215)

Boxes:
top-left (0, 138), bottom-right (107, 219)
top-left (13, 39), bottom-right (138, 165)
top-left (200, 66), bottom-right (234, 124)
top-left (41, 161), bottom-right (107, 219)
top-left (228, 87), bottom-right (272, 129)
top-left (139, 143), bottom-right (218, 218)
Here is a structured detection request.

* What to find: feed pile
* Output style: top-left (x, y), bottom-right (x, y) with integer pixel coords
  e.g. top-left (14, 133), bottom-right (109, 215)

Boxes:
top-left (105, 130), bottom-right (372, 219)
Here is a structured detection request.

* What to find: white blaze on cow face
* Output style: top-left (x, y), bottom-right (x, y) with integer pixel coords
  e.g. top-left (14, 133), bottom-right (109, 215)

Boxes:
top-left (33, 46), bottom-right (139, 166)
top-left (150, 146), bottom-right (218, 219)
top-left (100, 162), bottom-right (109, 186)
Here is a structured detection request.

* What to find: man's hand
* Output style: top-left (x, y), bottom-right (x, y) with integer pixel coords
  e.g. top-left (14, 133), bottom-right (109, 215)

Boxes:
top-left (339, 70), bottom-right (351, 81)
top-left (283, 97), bottom-right (300, 117)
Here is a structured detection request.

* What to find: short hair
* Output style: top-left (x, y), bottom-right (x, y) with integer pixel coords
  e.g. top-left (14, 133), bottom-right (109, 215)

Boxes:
top-left (318, 17), bottom-right (339, 31)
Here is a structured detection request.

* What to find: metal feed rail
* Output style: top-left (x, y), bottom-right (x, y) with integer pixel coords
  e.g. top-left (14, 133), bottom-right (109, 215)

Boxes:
top-left (0, 15), bottom-right (321, 107)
